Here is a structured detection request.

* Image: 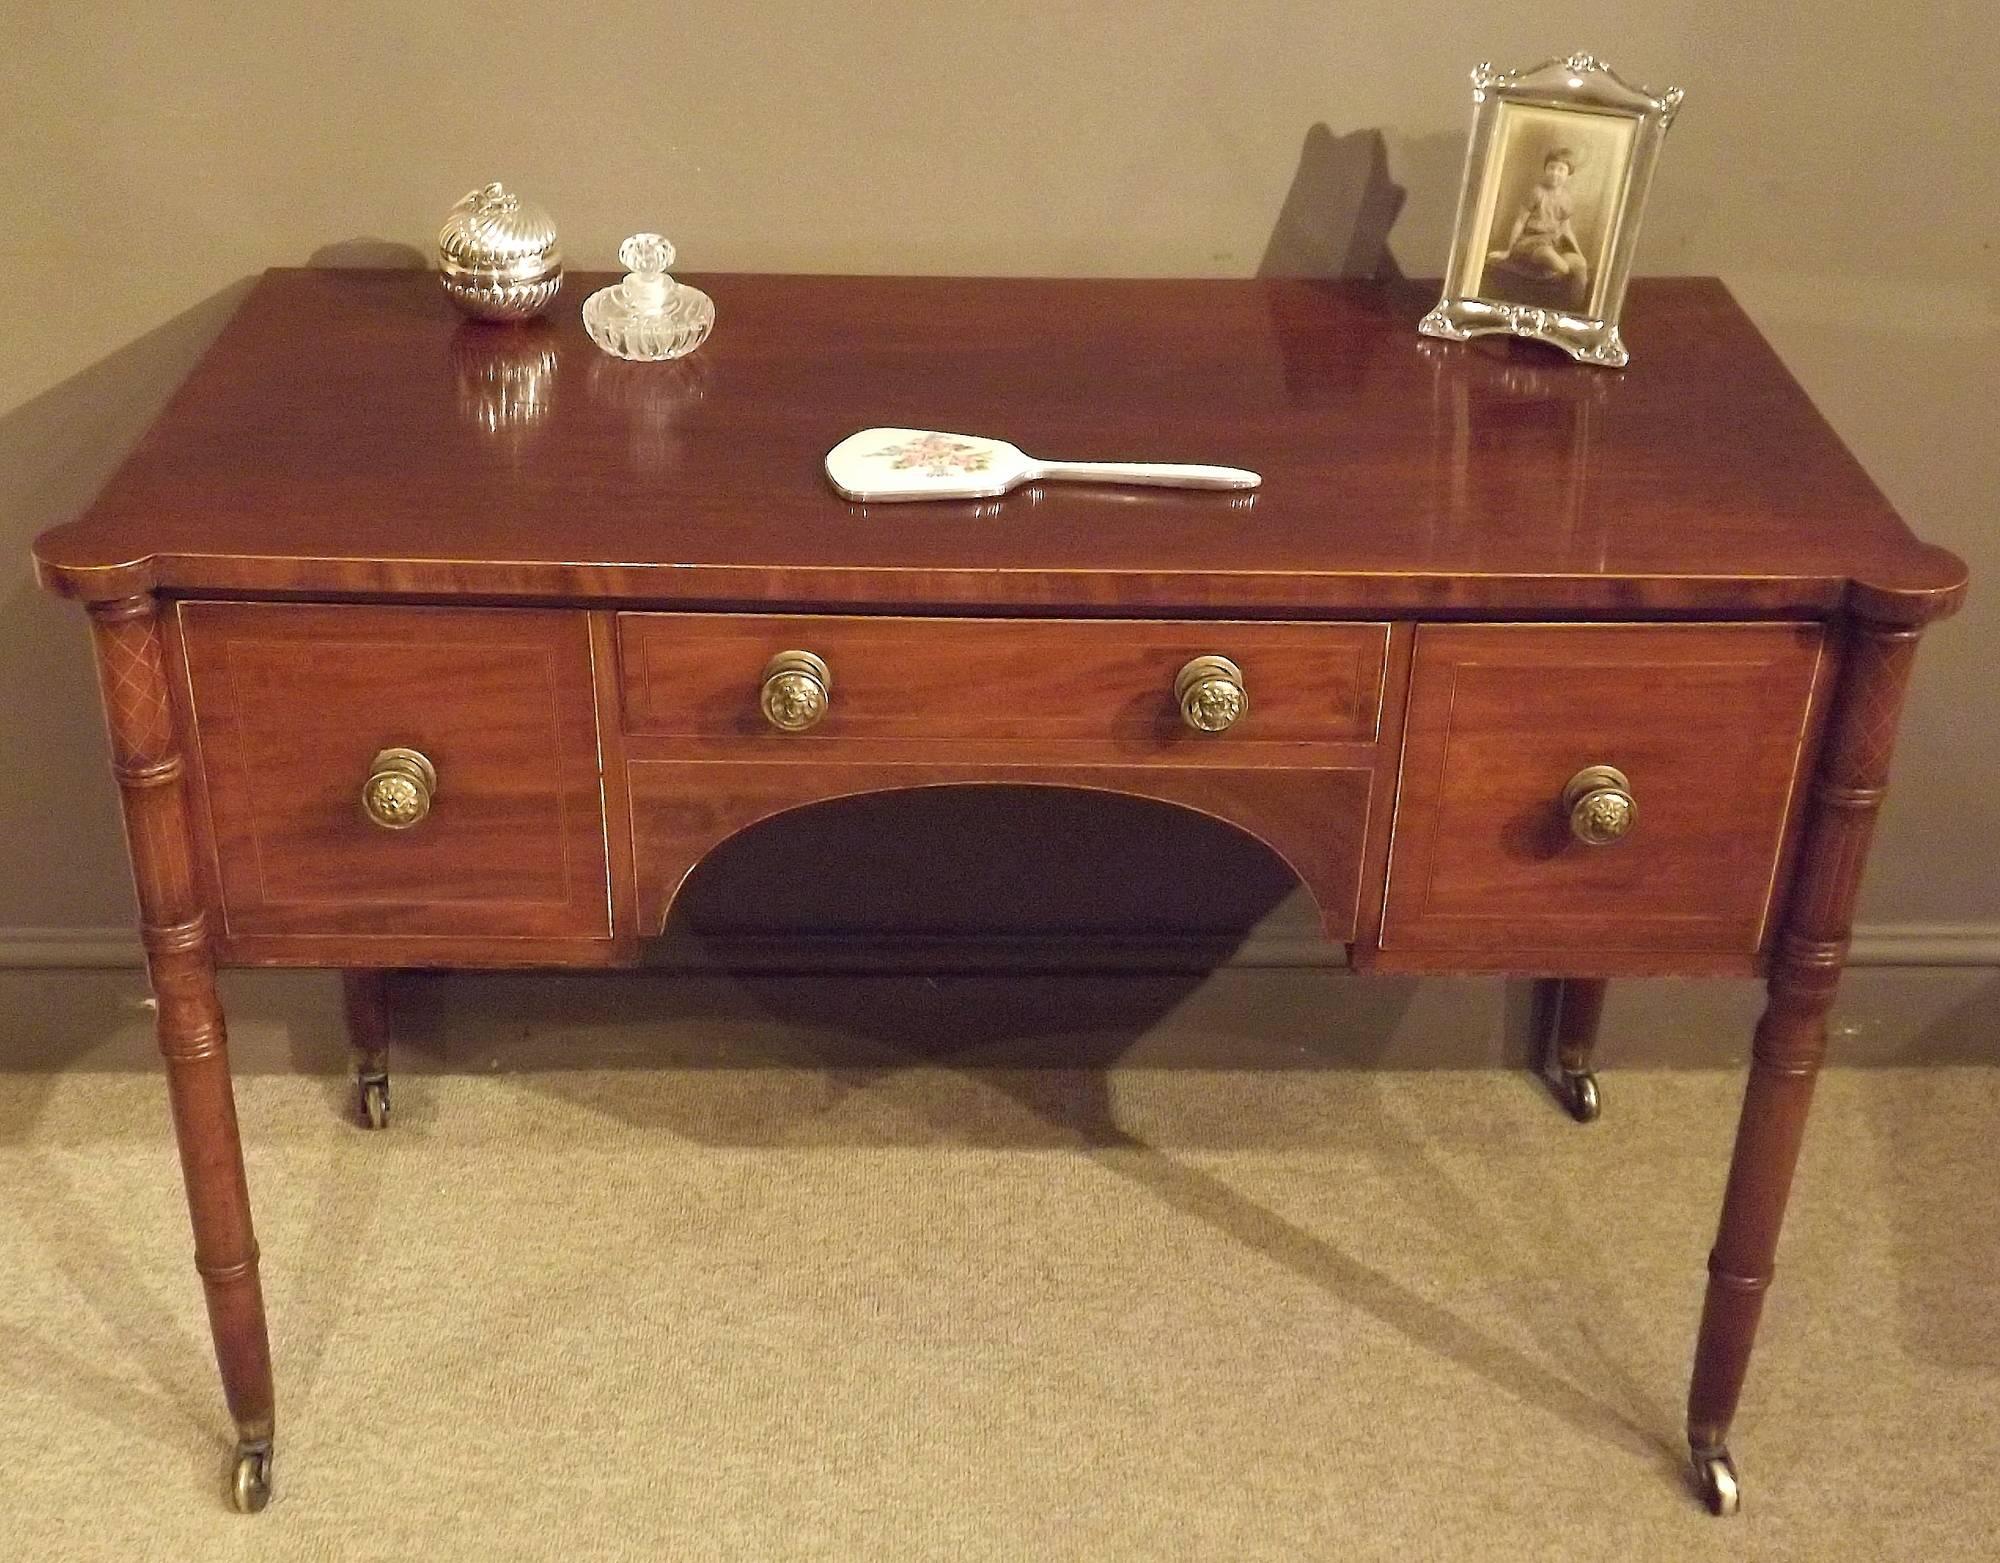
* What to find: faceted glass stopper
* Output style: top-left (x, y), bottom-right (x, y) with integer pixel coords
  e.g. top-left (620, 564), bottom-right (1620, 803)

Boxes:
top-left (584, 231), bottom-right (713, 362)
top-left (620, 233), bottom-right (674, 272)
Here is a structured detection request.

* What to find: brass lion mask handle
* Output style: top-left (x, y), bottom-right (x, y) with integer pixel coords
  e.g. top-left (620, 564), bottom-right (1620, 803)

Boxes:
top-left (362, 747), bottom-right (438, 830)
top-left (760, 650), bottom-right (832, 732)
top-left (1563, 764), bottom-right (1636, 846)
top-left (1174, 655), bottom-right (1248, 733)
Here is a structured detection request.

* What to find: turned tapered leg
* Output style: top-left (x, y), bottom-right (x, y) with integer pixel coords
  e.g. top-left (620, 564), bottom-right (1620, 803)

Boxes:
top-left (343, 969), bottom-right (393, 1129)
top-left (89, 594), bottom-right (275, 1512)
top-left (1686, 621), bottom-right (1922, 1515)
top-left (1543, 977), bottom-right (1606, 1122)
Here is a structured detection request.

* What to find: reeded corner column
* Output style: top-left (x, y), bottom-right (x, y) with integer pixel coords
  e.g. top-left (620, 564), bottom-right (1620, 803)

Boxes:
top-left (87, 593), bottom-right (276, 1513)
top-left (1684, 619), bottom-right (1923, 1515)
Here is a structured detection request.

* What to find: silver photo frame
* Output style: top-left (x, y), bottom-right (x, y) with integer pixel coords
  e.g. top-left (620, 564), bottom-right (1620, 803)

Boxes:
top-left (1419, 55), bottom-right (1683, 368)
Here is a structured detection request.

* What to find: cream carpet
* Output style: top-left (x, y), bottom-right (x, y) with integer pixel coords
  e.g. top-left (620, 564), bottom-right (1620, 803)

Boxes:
top-left (2, 970), bottom-right (1995, 1561)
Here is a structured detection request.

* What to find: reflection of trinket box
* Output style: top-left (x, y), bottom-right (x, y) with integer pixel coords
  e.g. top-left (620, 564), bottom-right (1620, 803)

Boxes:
top-left (449, 321), bottom-right (558, 441)
top-left (437, 183), bottom-right (563, 321)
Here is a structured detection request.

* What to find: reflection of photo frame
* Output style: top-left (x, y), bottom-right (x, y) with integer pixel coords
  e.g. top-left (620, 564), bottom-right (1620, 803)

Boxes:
top-left (1420, 55), bottom-right (1683, 368)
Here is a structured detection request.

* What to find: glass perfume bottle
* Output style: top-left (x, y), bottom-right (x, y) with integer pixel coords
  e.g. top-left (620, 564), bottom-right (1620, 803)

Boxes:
top-left (583, 234), bottom-right (714, 361)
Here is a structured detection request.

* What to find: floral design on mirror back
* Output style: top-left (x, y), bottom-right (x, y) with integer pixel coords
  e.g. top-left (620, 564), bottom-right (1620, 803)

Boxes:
top-left (868, 433), bottom-right (993, 476)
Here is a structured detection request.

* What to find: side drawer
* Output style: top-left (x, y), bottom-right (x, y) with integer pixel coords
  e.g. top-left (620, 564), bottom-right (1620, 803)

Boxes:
top-left (1380, 623), bottom-right (1827, 958)
top-left (617, 614), bottom-right (1389, 755)
top-left (177, 602), bottom-right (612, 942)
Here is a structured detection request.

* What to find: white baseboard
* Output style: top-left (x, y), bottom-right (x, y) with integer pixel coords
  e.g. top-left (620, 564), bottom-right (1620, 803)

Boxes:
top-left (6, 923), bottom-right (1997, 972)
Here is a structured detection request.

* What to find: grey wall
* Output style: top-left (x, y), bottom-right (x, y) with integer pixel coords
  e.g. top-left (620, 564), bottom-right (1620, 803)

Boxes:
top-left (4, 5), bottom-right (1995, 1029)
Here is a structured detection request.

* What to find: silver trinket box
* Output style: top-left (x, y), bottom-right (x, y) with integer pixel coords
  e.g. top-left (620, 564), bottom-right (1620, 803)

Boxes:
top-left (437, 182), bottom-right (563, 321)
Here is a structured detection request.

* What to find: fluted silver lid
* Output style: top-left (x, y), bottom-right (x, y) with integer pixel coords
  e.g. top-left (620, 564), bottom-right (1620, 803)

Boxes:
top-left (438, 182), bottom-right (562, 278)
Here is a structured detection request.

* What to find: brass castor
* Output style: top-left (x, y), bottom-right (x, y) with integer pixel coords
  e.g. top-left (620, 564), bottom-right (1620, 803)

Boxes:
top-left (1557, 1069), bottom-right (1601, 1124)
top-left (231, 1441), bottom-right (273, 1513)
top-left (1692, 1448), bottom-right (1740, 1516)
top-left (360, 1077), bottom-right (390, 1131)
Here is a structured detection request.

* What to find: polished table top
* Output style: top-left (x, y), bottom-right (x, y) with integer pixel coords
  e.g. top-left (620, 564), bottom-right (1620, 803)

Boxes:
top-left (36, 270), bottom-right (1965, 624)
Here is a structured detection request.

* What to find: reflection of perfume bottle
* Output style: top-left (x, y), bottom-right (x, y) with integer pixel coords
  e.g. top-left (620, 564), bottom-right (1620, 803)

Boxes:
top-left (587, 353), bottom-right (708, 474)
top-left (583, 234), bottom-right (714, 361)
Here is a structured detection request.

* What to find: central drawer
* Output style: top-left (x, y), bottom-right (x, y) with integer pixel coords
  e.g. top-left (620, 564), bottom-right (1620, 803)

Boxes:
top-left (617, 614), bottom-right (1389, 754)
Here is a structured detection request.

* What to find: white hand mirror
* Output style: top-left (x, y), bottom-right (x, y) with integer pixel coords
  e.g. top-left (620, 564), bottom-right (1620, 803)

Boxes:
top-left (825, 427), bottom-right (1261, 502)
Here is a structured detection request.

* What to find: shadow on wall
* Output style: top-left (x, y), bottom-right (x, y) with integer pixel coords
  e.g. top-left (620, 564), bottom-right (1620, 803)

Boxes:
top-left (0, 282), bottom-right (259, 929)
top-left (1258, 124), bottom-right (1406, 280)
top-left (1255, 124), bottom-right (1467, 282)
top-left (306, 239), bottom-right (427, 270)
top-left (1, 246), bottom-right (426, 935)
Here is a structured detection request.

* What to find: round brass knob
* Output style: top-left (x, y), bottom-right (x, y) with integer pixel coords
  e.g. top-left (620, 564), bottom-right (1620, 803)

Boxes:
top-left (760, 650), bottom-right (831, 732)
top-left (1563, 765), bottom-right (1636, 846)
top-left (362, 747), bottom-right (437, 830)
top-left (1175, 655), bottom-right (1248, 733)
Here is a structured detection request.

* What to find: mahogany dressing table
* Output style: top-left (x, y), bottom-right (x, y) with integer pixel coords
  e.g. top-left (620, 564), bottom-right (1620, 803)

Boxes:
top-left (33, 270), bottom-right (1966, 1514)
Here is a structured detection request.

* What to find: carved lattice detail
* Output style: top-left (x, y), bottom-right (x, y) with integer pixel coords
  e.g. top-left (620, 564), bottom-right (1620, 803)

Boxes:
top-left (90, 599), bottom-right (178, 770)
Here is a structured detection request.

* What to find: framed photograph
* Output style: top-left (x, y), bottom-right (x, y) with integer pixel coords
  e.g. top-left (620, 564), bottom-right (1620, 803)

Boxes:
top-left (1419, 55), bottom-right (1683, 367)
